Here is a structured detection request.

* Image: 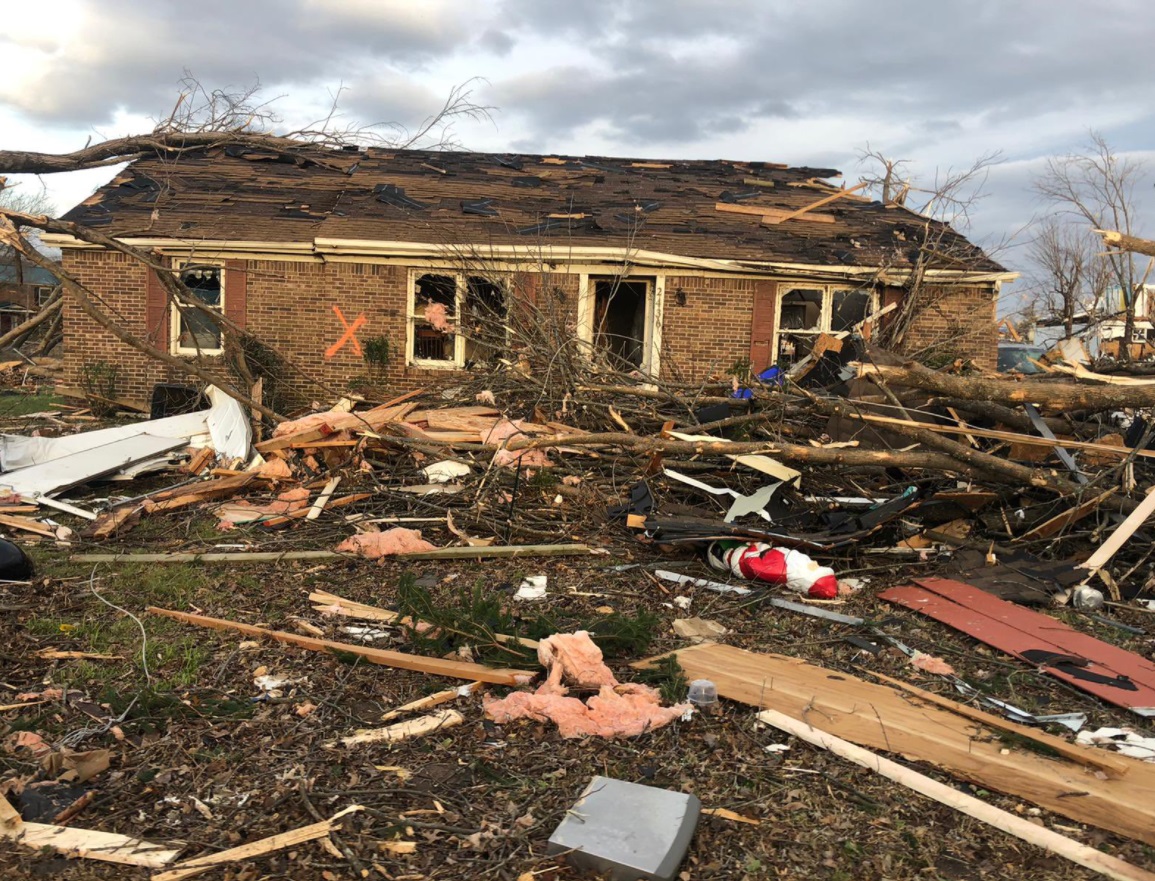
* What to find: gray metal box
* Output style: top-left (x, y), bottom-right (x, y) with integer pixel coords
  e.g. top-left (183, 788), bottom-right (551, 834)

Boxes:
top-left (548, 775), bottom-right (701, 881)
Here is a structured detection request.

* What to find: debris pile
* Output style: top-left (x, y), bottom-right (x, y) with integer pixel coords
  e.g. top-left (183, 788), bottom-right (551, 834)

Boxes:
top-left (5, 339), bottom-right (1155, 879)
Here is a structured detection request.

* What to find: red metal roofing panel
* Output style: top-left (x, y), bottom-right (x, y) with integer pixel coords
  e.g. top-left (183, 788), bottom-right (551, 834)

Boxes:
top-left (880, 584), bottom-right (1155, 713)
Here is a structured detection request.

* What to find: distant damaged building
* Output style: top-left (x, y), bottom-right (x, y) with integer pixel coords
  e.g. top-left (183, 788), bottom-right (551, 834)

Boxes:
top-left (44, 146), bottom-right (1012, 402)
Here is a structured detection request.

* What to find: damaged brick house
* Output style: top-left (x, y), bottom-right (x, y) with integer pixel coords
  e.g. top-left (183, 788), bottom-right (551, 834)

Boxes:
top-left (43, 146), bottom-right (1012, 403)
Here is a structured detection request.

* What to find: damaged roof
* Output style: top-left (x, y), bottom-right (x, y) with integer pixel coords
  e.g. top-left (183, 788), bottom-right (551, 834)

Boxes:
top-left (61, 145), bottom-right (1005, 273)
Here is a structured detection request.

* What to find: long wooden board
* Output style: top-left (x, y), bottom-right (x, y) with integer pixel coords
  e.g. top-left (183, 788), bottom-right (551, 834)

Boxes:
top-left (882, 583), bottom-right (1155, 713)
top-left (3, 821), bottom-right (181, 868)
top-left (634, 642), bottom-right (1155, 846)
top-left (149, 607), bottom-right (535, 686)
top-left (758, 709), bottom-right (1155, 881)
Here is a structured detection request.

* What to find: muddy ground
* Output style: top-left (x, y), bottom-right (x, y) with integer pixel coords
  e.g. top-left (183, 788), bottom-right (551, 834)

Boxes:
top-left (2, 501), bottom-right (1155, 881)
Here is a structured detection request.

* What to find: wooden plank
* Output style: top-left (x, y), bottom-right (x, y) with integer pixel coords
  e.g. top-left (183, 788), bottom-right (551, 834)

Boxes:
top-left (336, 709), bottom-right (465, 747)
top-left (0, 793), bottom-right (21, 831)
top-left (3, 821), bottom-right (181, 868)
top-left (259, 492), bottom-right (369, 528)
top-left (883, 584), bottom-right (1155, 712)
top-left (1079, 487), bottom-right (1155, 574)
top-left (854, 412), bottom-right (1155, 460)
top-left (1021, 489), bottom-right (1116, 541)
top-left (306, 477), bottom-right (341, 521)
top-left (254, 424), bottom-right (334, 454)
top-left (757, 709), bottom-right (1155, 881)
top-left (713, 202), bottom-right (836, 224)
top-left (0, 514), bottom-right (55, 538)
top-left (396, 543), bottom-right (593, 560)
top-left (142, 474), bottom-right (256, 512)
top-left (184, 446), bottom-right (215, 475)
top-left (73, 550), bottom-right (341, 563)
top-left (866, 670), bottom-right (1130, 777)
top-left (380, 683), bottom-right (482, 722)
top-left (763, 181), bottom-right (868, 224)
top-left (153, 806), bottom-right (360, 881)
top-left (148, 607), bottom-right (536, 686)
top-left (634, 642), bottom-right (1155, 847)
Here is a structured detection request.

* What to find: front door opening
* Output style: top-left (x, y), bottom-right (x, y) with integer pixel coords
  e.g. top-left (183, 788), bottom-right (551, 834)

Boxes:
top-left (593, 279), bottom-right (649, 369)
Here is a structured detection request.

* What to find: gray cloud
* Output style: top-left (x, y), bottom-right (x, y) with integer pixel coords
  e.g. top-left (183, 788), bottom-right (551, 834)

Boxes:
top-left (0, 0), bottom-right (483, 125)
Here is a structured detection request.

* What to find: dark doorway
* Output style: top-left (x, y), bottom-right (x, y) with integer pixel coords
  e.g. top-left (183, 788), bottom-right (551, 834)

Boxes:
top-left (593, 279), bottom-right (649, 369)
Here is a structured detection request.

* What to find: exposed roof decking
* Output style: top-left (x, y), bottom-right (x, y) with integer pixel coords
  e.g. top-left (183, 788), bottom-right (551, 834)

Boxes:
top-left (61, 146), bottom-right (1005, 274)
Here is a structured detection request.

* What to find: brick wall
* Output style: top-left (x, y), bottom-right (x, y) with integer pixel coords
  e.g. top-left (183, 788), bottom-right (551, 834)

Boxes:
top-left (60, 250), bottom-right (999, 402)
top-left (896, 284), bottom-right (998, 371)
top-left (661, 275), bottom-right (757, 381)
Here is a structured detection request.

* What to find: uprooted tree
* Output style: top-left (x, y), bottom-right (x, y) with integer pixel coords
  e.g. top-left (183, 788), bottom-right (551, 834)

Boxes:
top-left (0, 76), bottom-right (493, 419)
top-left (857, 146), bottom-right (1006, 362)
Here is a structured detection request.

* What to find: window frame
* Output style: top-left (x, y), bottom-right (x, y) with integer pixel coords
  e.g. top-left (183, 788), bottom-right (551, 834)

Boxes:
top-left (406, 270), bottom-right (511, 369)
top-left (773, 283), bottom-right (876, 365)
top-left (34, 286), bottom-right (55, 308)
top-left (171, 259), bottom-right (226, 357)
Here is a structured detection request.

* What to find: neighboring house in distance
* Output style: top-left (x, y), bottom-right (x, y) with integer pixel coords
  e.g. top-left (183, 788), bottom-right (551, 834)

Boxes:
top-left (0, 245), bottom-right (57, 336)
top-left (42, 146), bottom-right (1013, 402)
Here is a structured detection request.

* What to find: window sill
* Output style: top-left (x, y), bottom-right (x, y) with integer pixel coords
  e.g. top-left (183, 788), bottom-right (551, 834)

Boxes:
top-left (407, 359), bottom-right (462, 371)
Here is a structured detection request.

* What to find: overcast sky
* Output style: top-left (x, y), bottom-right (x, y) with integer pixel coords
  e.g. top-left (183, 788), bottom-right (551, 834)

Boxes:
top-left (3, 0), bottom-right (1155, 311)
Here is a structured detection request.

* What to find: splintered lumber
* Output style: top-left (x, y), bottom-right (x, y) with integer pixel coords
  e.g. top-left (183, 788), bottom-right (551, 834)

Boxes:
top-left (142, 473), bottom-right (256, 512)
top-left (859, 360), bottom-right (1155, 412)
top-left (381, 683), bottom-right (482, 722)
top-left (1021, 488), bottom-right (1117, 541)
top-left (184, 446), bottom-right (215, 475)
top-left (149, 607), bottom-right (536, 686)
top-left (1078, 486), bottom-right (1155, 575)
top-left (0, 514), bottom-right (56, 538)
top-left (763, 181), bottom-right (868, 224)
top-left (866, 670), bottom-right (1129, 777)
top-left (635, 642), bottom-right (1155, 846)
top-left (757, 709), bottom-right (1155, 881)
top-left (254, 424), bottom-right (334, 454)
top-left (337, 709), bottom-right (465, 747)
top-left (2, 819), bottom-right (181, 868)
top-left (152, 806), bottom-right (361, 881)
top-left (0, 793), bottom-right (21, 831)
top-left (713, 201), bottom-right (836, 224)
top-left (85, 505), bottom-right (142, 541)
top-left (309, 590), bottom-right (540, 650)
top-left (260, 492), bottom-right (369, 528)
top-left (307, 477), bottom-right (341, 520)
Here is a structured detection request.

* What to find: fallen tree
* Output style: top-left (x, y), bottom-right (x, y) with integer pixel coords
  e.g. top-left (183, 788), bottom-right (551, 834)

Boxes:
top-left (860, 359), bottom-right (1155, 412)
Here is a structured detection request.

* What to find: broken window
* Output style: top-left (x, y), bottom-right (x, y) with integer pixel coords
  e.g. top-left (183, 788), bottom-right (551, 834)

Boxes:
top-left (408, 272), bottom-right (508, 368)
top-left (592, 278), bottom-right (651, 370)
top-left (174, 264), bottom-right (224, 356)
top-left (463, 276), bottom-right (508, 366)
top-left (775, 285), bottom-right (873, 367)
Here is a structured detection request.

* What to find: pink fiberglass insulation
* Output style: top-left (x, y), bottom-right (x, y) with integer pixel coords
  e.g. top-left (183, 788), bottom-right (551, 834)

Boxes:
top-left (485, 631), bottom-right (690, 738)
top-left (424, 302), bottom-right (454, 332)
top-left (216, 487), bottom-right (311, 527)
top-left (336, 527), bottom-right (436, 559)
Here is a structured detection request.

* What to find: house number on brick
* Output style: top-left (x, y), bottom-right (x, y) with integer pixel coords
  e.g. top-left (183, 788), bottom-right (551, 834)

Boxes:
top-left (325, 305), bottom-right (366, 359)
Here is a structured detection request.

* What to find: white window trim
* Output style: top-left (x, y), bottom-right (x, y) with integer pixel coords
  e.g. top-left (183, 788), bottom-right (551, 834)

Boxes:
top-left (406, 270), bottom-right (511, 369)
top-left (772, 284), bottom-right (876, 361)
top-left (171, 259), bottom-right (226, 356)
top-left (35, 286), bottom-right (55, 308)
top-left (576, 272), bottom-right (664, 378)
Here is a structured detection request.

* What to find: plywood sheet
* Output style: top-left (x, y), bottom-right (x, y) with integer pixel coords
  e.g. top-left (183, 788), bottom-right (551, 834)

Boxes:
top-left (637, 642), bottom-right (1155, 846)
